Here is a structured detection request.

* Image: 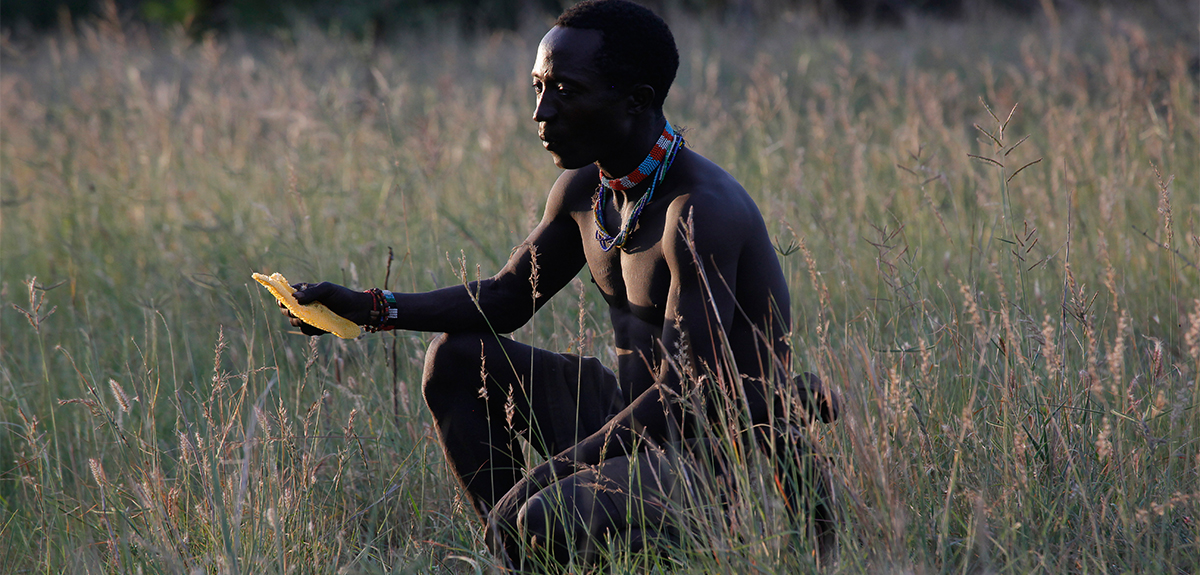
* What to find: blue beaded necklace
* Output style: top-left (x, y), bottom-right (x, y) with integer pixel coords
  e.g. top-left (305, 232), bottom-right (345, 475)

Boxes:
top-left (593, 122), bottom-right (684, 252)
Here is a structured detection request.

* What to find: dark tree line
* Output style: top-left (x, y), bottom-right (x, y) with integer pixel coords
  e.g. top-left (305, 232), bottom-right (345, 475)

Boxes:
top-left (0, 0), bottom-right (1177, 36)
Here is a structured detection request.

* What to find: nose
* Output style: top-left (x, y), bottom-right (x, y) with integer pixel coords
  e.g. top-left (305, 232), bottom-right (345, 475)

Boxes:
top-left (532, 93), bottom-right (556, 123)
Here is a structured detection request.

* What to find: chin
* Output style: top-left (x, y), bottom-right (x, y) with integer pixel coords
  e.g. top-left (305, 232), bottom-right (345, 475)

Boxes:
top-left (547, 151), bottom-right (592, 171)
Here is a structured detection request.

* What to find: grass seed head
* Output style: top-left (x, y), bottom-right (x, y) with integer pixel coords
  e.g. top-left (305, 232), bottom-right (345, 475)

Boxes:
top-left (108, 379), bottom-right (132, 412)
top-left (89, 458), bottom-right (108, 486)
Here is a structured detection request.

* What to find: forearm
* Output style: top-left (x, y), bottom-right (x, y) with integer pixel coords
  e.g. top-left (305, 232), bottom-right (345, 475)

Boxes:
top-left (391, 279), bottom-right (535, 334)
top-left (562, 381), bottom-right (687, 466)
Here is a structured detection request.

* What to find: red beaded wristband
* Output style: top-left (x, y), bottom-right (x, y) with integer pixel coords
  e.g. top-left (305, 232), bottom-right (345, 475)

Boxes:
top-left (364, 288), bottom-right (398, 332)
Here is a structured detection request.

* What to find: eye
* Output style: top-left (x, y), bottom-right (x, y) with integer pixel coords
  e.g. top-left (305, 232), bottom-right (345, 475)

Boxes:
top-left (532, 81), bottom-right (543, 95)
top-left (555, 83), bottom-right (573, 97)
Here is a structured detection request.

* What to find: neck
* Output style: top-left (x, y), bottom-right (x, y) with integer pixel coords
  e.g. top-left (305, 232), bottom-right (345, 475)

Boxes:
top-left (595, 114), bottom-right (667, 182)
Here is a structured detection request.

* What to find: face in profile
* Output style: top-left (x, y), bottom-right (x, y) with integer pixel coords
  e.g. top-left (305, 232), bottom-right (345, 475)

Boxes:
top-left (531, 26), bottom-right (630, 170)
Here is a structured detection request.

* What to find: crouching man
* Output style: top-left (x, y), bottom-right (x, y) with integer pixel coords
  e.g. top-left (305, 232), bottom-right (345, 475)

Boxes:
top-left (279, 0), bottom-right (838, 569)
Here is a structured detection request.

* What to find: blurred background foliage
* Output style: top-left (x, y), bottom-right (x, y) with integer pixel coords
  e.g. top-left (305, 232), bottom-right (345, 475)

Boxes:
top-left (3, 0), bottom-right (1187, 37)
top-left (1, 0), bottom-right (1196, 570)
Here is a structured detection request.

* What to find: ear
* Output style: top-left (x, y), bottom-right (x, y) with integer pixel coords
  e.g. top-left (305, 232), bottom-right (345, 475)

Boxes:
top-left (626, 83), bottom-right (656, 115)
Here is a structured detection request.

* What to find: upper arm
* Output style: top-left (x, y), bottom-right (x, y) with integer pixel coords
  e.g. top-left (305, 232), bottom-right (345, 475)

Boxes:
top-left (659, 197), bottom-right (744, 385)
top-left (478, 170), bottom-right (589, 332)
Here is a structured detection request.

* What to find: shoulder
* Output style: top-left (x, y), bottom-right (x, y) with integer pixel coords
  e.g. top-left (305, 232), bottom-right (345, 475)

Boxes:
top-left (545, 164), bottom-right (601, 216)
top-left (657, 148), bottom-right (771, 277)
top-left (662, 148), bottom-right (762, 234)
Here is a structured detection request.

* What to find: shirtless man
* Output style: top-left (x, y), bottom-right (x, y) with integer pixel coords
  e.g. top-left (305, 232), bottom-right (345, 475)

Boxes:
top-left (281, 0), bottom-right (835, 568)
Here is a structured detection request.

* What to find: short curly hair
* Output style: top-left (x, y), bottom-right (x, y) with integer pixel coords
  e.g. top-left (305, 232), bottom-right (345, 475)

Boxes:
top-left (555, 0), bottom-right (679, 111)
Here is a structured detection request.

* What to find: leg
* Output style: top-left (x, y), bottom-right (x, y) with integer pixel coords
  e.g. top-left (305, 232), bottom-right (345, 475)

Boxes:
top-left (423, 332), bottom-right (624, 515)
top-left (422, 332), bottom-right (536, 514)
top-left (504, 450), bottom-right (680, 570)
top-left (770, 430), bottom-right (838, 563)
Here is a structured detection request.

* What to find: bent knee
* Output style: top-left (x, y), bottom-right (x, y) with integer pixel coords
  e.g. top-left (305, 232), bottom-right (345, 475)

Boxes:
top-left (516, 486), bottom-right (616, 566)
top-left (423, 332), bottom-right (489, 380)
top-left (515, 494), bottom-right (547, 539)
top-left (422, 332), bottom-right (487, 402)
top-left (516, 493), bottom-right (573, 562)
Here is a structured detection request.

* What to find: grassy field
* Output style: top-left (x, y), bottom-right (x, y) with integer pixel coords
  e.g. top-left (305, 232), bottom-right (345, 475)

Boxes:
top-left (2, 4), bottom-right (1198, 573)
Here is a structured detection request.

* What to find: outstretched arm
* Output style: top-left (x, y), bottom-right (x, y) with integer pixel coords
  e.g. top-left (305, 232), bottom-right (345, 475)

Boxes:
top-left (389, 214), bottom-right (584, 334)
top-left (287, 171), bottom-right (589, 335)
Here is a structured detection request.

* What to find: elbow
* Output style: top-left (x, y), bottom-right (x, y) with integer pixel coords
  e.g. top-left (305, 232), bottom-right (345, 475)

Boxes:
top-left (474, 282), bottom-right (535, 334)
top-left (488, 313), bottom-right (531, 335)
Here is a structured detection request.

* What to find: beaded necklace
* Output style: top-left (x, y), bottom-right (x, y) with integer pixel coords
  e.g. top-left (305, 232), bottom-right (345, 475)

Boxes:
top-left (593, 121), bottom-right (684, 252)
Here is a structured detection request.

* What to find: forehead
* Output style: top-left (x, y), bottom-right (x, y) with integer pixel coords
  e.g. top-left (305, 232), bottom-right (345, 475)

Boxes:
top-left (531, 26), bottom-right (605, 81)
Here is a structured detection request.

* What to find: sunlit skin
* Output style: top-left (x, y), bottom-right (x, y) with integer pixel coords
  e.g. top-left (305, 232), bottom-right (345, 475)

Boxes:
top-left (525, 26), bottom-right (794, 409)
top-left (288, 25), bottom-right (792, 410)
top-left (533, 27), bottom-right (653, 174)
top-left (283, 22), bottom-right (802, 562)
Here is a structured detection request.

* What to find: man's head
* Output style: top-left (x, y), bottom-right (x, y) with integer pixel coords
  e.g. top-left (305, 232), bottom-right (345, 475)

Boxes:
top-left (554, 0), bottom-right (679, 112)
top-left (532, 1), bottom-right (679, 170)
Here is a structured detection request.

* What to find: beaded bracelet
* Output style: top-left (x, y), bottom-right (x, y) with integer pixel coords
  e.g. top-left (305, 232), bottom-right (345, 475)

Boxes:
top-left (364, 288), bottom-right (398, 332)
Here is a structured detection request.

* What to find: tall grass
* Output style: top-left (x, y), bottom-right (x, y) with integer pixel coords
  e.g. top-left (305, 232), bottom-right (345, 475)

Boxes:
top-left (2, 4), bottom-right (1197, 572)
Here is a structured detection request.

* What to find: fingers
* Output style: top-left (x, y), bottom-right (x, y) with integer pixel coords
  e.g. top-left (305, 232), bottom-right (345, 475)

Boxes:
top-left (279, 299), bottom-right (296, 319)
top-left (277, 283), bottom-right (328, 336)
top-left (286, 313), bottom-right (328, 336)
top-left (300, 322), bottom-right (328, 336)
top-left (292, 281), bottom-right (331, 305)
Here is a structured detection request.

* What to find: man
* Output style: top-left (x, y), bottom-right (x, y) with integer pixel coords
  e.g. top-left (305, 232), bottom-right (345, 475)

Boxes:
top-left (280, 0), bottom-right (836, 569)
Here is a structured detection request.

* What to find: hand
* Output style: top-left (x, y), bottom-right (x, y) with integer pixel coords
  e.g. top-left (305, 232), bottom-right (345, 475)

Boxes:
top-left (794, 372), bottom-right (840, 423)
top-left (280, 281), bottom-right (374, 336)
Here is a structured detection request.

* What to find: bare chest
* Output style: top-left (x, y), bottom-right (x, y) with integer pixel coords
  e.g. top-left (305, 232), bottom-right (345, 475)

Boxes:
top-left (579, 211), bottom-right (672, 323)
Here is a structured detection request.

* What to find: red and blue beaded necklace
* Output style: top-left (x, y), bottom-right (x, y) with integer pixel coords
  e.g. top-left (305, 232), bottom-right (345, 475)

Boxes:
top-left (593, 121), bottom-right (684, 252)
